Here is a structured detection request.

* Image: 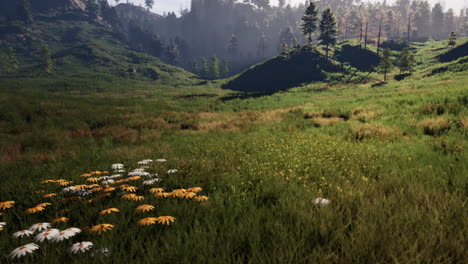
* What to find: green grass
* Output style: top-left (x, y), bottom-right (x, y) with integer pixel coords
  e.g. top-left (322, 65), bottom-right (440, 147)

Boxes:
top-left (0, 39), bottom-right (467, 263)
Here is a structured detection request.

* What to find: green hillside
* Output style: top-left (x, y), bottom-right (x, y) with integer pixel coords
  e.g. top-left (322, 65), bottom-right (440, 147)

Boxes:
top-left (0, 10), bottom-right (196, 85)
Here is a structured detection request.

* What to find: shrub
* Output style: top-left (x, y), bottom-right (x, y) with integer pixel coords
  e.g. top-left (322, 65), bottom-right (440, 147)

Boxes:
top-left (419, 117), bottom-right (452, 136)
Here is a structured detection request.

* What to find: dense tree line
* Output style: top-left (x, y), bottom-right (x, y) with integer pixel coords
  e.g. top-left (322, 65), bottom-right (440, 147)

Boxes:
top-left (114, 0), bottom-right (467, 77)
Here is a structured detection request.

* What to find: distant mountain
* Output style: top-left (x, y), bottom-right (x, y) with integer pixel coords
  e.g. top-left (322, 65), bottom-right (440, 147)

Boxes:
top-left (115, 3), bottom-right (163, 30)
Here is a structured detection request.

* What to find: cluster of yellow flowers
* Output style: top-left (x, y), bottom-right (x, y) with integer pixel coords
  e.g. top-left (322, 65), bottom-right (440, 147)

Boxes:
top-left (0, 161), bottom-right (209, 259)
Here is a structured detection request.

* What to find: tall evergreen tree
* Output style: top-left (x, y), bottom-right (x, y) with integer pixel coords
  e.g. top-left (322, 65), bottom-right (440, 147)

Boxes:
top-left (40, 45), bottom-right (54, 74)
top-left (431, 3), bottom-right (444, 40)
top-left (165, 42), bottom-right (180, 65)
top-left (378, 48), bottom-right (393, 81)
top-left (398, 47), bottom-right (415, 74)
top-left (448, 32), bottom-right (456, 49)
top-left (16, 0), bottom-right (33, 33)
top-left (209, 56), bottom-right (220, 80)
top-left (220, 59), bottom-right (229, 78)
top-left (199, 58), bottom-right (208, 78)
top-left (318, 8), bottom-right (337, 60)
top-left (278, 27), bottom-right (294, 51)
top-left (301, 1), bottom-right (319, 44)
top-left (190, 59), bottom-right (199, 75)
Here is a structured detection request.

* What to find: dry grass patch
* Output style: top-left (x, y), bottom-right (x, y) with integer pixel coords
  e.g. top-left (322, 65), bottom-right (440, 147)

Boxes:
top-left (349, 123), bottom-right (403, 141)
top-left (311, 117), bottom-right (344, 127)
top-left (0, 144), bottom-right (22, 163)
top-left (352, 105), bottom-right (380, 121)
top-left (418, 117), bottom-right (452, 136)
top-left (459, 116), bottom-right (468, 130)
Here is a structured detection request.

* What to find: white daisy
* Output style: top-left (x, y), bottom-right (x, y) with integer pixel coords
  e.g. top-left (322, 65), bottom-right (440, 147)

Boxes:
top-left (156, 159), bottom-right (167, 162)
top-left (111, 164), bottom-right (124, 170)
top-left (70, 241), bottom-right (93, 254)
top-left (29, 222), bottom-right (51, 232)
top-left (13, 230), bottom-right (34, 238)
top-left (9, 243), bottom-right (39, 259)
top-left (0, 222), bottom-right (6, 228)
top-left (98, 176), bottom-right (109, 180)
top-left (167, 169), bottom-right (178, 174)
top-left (109, 174), bottom-right (123, 179)
top-left (51, 228), bottom-right (80, 242)
top-left (114, 170), bottom-right (125, 173)
top-left (34, 229), bottom-right (59, 242)
top-left (142, 179), bottom-right (158, 185)
top-left (313, 198), bottom-right (330, 206)
top-left (101, 179), bottom-right (115, 185)
top-left (62, 186), bottom-right (77, 193)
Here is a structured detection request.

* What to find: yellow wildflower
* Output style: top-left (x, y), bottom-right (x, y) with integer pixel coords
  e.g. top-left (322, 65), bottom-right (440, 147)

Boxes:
top-left (135, 205), bottom-right (155, 213)
top-left (99, 208), bottom-right (119, 215)
top-left (90, 224), bottom-right (114, 235)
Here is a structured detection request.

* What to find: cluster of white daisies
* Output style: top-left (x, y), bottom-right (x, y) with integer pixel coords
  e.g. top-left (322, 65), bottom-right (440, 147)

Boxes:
top-left (8, 223), bottom-right (92, 259)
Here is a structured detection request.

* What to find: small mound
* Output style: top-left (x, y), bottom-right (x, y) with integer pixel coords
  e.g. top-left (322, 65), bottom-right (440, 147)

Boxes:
top-left (223, 46), bottom-right (339, 93)
top-left (335, 44), bottom-right (380, 71)
top-left (437, 41), bottom-right (468, 62)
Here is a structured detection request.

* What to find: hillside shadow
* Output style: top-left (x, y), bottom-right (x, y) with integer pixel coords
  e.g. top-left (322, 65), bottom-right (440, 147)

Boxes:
top-left (335, 44), bottom-right (380, 71)
top-left (437, 41), bottom-right (468, 62)
top-left (219, 92), bottom-right (274, 102)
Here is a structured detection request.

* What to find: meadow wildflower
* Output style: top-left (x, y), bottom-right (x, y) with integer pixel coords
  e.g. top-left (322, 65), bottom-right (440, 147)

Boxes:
top-left (135, 204), bottom-right (155, 213)
top-left (155, 192), bottom-right (170, 198)
top-left (121, 186), bottom-right (137, 192)
top-left (103, 187), bottom-right (116, 192)
top-left (80, 173), bottom-right (92, 177)
top-left (171, 189), bottom-right (186, 197)
top-left (313, 198), bottom-right (330, 206)
top-left (0, 222), bottom-right (6, 230)
top-left (99, 208), bottom-right (120, 215)
top-left (137, 217), bottom-right (158, 226)
top-left (87, 177), bottom-right (100, 183)
top-left (156, 159), bottom-right (167, 162)
top-left (0, 201), bottom-right (15, 210)
top-left (29, 222), bottom-right (51, 232)
top-left (179, 192), bottom-right (196, 199)
top-left (138, 159), bottom-right (153, 165)
top-left (193, 196), bottom-right (209, 202)
top-left (26, 206), bottom-right (45, 214)
top-left (101, 179), bottom-right (115, 185)
top-left (51, 230), bottom-right (76, 242)
top-left (51, 217), bottom-right (69, 224)
top-left (90, 224), bottom-right (114, 235)
top-left (70, 241), bottom-right (93, 254)
top-left (109, 174), bottom-right (123, 179)
top-left (91, 171), bottom-right (102, 175)
top-left (155, 216), bottom-right (176, 225)
top-left (34, 229), bottom-right (59, 242)
top-left (13, 230), bottom-right (34, 238)
top-left (41, 179), bottom-right (55, 184)
top-left (65, 227), bottom-right (81, 236)
top-left (43, 193), bottom-right (57, 198)
top-left (143, 179), bottom-right (159, 185)
top-left (37, 203), bottom-right (52, 208)
top-left (74, 184), bottom-right (88, 190)
top-left (126, 176), bottom-right (141, 181)
top-left (111, 164), bottom-right (124, 170)
top-left (167, 169), bottom-right (178, 174)
top-left (187, 187), bottom-right (202, 193)
top-left (149, 188), bottom-right (164, 194)
top-left (114, 170), bottom-right (125, 173)
top-left (9, 243), bottom-right (39, 259)
top-left (58, 181), bottom-right (73, 186)
top-left (62, 186), bottom-right (77, 193)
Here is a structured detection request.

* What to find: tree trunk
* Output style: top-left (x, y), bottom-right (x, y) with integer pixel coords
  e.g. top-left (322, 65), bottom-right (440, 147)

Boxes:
top-left (364, 20), bottom-right (369, 50)
top-left (377, 14), bottom-right (383, 56)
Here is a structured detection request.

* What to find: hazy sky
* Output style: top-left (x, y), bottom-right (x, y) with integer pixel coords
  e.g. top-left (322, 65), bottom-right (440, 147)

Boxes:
top-left (110, 0), bottom-right (468, 16)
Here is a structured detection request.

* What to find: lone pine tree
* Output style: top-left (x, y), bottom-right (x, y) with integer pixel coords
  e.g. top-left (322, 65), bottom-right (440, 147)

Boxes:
top-left (319, 8), bottom-right (337, 60)
top-left (378, 48), bottom-right (393, 81)
top-left (301, 1), bottom-right (319, 44)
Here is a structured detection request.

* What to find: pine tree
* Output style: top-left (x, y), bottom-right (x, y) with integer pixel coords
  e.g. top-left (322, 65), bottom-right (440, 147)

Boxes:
top-left (199, 58), bottom-right (209, 79)
top-left (40, 45), bottom-right (54, 74)
top-left (209, 56), bottom-right (220, 80)
top-left (190, 59), bottom-right (199, 75)
top-left (145, 0), bottom-right (154, 11)
top-left (16, 0), bottom-right (33, 33)
top-left (3, 48), bottom-right (19, 75)
top-left (280, 42), bottom-right (289, 55)
top-left (398, 47), bottom-right (415, 74)
top-left (319, 8), bottom-right (337, 60)
top-left (220, 59), bottom-right (229, 78)
top-left (301, 1), bottom-right (319, 44)
top-left (165, 42), bottom-right (180, 65)
top-left (378, 48), bottom-right (393, 81)
top-left (448, 32), bottom-right (456, 48)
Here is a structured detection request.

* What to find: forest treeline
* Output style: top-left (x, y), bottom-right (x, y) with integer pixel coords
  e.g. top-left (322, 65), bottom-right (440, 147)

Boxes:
top-left (121, 0), bottom-right (467, 74)
top-left (3, 0), bottom-right (468, 77)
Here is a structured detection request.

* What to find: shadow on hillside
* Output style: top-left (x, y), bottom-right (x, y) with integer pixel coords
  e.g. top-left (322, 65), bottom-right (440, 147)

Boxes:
top-left (335, 44), bottom-right (380, 71)
top-left (437, 41), bottom-right (468, 62)
top-left (219, 92), bottom-right (274, 102)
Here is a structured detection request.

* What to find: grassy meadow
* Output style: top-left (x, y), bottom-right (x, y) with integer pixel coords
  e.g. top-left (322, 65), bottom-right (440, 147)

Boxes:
top-left (0, 39), bottom-right (467, 263)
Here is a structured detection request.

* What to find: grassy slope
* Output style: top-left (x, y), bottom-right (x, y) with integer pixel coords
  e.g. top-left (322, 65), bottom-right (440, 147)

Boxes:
top-left (0, 39), bottom-right (466, 263)
top-left (0, 11), bottom-right (196, 85)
